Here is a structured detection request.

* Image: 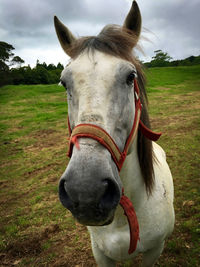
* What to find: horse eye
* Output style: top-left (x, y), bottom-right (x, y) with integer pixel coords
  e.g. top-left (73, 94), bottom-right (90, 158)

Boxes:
top-left (126, 72), bottom-right (135, 86)
top-left (60, 80), bottom-right (67, 88)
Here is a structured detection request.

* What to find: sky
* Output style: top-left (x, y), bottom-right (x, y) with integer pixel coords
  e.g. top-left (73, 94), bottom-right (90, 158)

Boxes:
top-left (0, 0), bottom-right (199, 67)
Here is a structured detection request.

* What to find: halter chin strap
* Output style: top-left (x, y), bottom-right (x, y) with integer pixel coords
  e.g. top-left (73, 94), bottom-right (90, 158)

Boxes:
top-left (67, 78), bottom-right (161, 254)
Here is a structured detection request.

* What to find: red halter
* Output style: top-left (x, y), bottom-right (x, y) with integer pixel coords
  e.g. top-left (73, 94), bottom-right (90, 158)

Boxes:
top-left (67, 78), bottom-right (161, 254)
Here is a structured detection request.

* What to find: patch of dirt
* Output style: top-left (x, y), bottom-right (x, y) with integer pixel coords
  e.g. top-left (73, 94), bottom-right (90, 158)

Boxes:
top-left (150, 90), bottom-right (200, 132)
top-left (2, 222), bottom-right (96, 267)
top-left (150, 115), bottom-right (186, 132)
top-left (50, 223), bottom-right (95, 267)
top-left (1, 224), bottom-right (61, 266)
top-left (24, 129), bottom-right (67, 153)
top-left (33, 129), bottom-right (58, 137)
top-left (6, 237), bottom-right (42, 257)
top-left (0, 180), bottom-right (9, 190)
top-left (155, 86), bottom-right (171, 90)
top-left (24, 162), bottom-right (61, 178)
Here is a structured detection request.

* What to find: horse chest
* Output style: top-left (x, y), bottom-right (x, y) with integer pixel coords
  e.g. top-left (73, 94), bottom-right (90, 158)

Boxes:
top-left (88, 191), bottom-right (174, 261)
top-left (88, 224), bottom-right (138, 261)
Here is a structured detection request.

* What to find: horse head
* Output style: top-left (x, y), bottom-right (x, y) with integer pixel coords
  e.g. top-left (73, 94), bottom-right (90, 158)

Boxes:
top-left (54, 2), bottom-right (152, 226)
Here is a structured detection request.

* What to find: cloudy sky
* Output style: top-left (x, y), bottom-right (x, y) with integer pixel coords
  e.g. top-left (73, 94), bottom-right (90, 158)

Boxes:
top-left (0, 0), bottom-right (199, 67)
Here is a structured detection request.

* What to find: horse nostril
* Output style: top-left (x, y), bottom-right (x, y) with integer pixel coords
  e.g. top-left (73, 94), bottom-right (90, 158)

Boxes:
top-left (59, 179), bottom-right (75, 210)
top-left (99, 179), bottom-right (120, 211)
top-left (64, 181), bottom-right (67, 192)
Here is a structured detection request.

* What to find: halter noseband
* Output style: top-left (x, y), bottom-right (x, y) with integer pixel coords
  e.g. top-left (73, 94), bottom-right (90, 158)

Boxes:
top-left (67, 79), bottom-right (161, 169)
top-left (66, 78), bottom-right (161, 254)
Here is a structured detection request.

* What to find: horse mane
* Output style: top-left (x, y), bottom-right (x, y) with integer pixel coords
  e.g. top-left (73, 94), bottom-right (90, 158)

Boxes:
top-left (68, 25), bottom-right (154, 194)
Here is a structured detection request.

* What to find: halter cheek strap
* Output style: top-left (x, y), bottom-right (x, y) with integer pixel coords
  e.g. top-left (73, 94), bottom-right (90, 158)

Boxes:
top-left (67, 78), bottom-right (161, 254)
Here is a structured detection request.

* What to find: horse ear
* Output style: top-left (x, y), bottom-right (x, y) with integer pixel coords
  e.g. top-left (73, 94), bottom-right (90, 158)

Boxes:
top-left (123, 1), bottom-right (141, 38)
top-left (54, 16), bottom-right (76, 57)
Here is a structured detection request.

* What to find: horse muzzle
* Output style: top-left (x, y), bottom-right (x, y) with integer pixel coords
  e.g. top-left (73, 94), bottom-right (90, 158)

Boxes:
top-left (59, 142), bottom-right (121, 226)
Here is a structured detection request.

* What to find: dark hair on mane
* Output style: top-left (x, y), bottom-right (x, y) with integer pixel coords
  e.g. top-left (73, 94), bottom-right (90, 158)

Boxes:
top-left (69, 25), bottom-right (154, 194)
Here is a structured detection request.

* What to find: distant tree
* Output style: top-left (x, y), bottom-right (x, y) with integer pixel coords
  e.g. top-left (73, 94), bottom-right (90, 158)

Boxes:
top-left (181, 55), bottom-right (200, 66)
top-left (0, 41), bottom-right (15, 71)
top-left (34, 65), bottom-right (50, 84)
top-left (11, 56), bottom-right (25, 68)
top-left (0, 60), bottom-right (9, 72)
top-left (0, 42), bottom-right (27, 86)
top-left (0, 42), bottom-right (14, 62)
top-left (150, 50), bottom-right (172, 67)
top-left (48, 69), bottom-right (62, 83)
top-left (41, 62), bottom-right (48, 69)
top-left (57, 62), bottom-right (64, 70)
top-left (10, 68), bottom-right (25, 84)
top-left (0, 42), bottom-right (15, 86)
top-left (144, 53), bottom-right (200, 68)
top-left (46, 63), bottom-right (57, 71)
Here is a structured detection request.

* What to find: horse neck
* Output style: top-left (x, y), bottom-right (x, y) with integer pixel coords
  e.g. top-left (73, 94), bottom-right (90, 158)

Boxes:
top-left (120, 135), bottom-right (147, 210)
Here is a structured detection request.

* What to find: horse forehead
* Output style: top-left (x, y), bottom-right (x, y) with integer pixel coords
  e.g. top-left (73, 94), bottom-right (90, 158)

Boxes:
top-left (69, 51), bottom-right (126, 81)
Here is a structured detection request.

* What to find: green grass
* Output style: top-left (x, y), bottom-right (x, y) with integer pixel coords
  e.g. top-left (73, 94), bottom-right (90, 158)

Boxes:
top-left (146, 64), bottom-right (200, 91)
top-left (0, 84), bottom-right (68, 142)
top-left (0, 65), bottom-right (200, 266)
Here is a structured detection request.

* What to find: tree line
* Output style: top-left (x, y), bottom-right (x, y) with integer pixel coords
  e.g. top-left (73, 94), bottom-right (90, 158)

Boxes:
top-left (0, 41), bottom-right (64, 87)
top-left (1, 42), bottom-right (200, 87)
top-left (144, 50), bottom-right (200, 68)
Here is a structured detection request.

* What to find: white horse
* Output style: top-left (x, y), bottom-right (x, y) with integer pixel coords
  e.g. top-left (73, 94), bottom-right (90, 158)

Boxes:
top-left (54, 1), bottom-right (174, 266)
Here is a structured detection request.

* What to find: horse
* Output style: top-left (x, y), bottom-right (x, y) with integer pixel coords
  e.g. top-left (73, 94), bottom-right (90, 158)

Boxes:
top-left (54, 1), bottom-right (175, 266)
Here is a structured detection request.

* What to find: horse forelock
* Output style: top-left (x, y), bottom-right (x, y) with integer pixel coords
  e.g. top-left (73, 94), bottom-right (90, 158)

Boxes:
top-left (68, 24), bottom-right (154, 194)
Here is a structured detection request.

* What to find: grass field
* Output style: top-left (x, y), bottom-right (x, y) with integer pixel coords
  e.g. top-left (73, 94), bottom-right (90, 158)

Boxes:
top-left (0, 65), bottom-right (200, 266)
